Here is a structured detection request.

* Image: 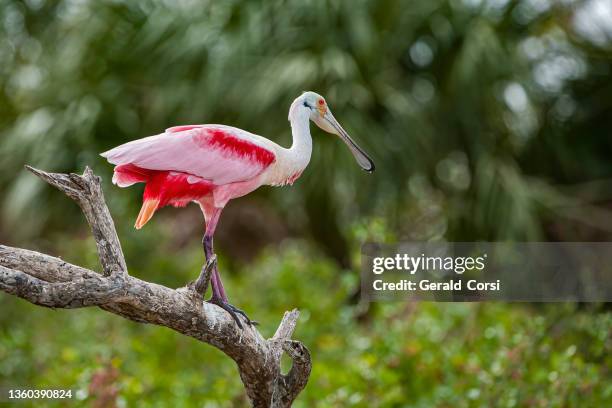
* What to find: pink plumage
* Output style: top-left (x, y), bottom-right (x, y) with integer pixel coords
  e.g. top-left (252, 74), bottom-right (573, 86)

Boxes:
top-left (103, 125), bottom-right (275, 185)
top-left (101, 125), bottom-right (276, 228)
top-left (101, 91), bottom-right (374, 327)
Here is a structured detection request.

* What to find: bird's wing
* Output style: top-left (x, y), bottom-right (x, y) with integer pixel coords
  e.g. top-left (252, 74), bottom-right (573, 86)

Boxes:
top-left (101, 125), bottom-right (276, 185)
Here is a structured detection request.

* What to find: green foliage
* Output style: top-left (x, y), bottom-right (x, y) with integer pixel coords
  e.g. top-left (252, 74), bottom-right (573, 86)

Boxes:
top-left (1, 232), bottom-right (610, 407)
top-left (1, 0), bottom-right (611, 247)
top-left (1, 0), bottom-right (611, 406)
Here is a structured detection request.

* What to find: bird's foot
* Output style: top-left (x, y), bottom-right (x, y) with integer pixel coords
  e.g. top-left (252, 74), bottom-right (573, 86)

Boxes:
top-left (208, 296), bottom-right (258, 329)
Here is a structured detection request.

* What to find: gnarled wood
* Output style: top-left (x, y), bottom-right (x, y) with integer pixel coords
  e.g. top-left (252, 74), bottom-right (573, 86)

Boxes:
top-left (0, 166), bottom-right (311, 407)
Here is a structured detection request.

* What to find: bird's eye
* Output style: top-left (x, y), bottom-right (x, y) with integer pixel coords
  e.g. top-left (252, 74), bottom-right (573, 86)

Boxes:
top-left (318, 99), bottom-right (325, 105)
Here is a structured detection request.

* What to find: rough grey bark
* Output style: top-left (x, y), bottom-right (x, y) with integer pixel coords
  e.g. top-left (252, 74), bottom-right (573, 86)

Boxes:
top-left (0, 166), bottom-right (311, 407)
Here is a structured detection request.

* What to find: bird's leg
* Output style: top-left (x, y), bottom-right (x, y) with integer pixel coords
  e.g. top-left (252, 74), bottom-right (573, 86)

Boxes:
top-left (202, 234), bottom-right (257, 328)
top-left (202, 234), bottom-right (224, 299)
top-left (201, 208), bottom-right (257, 328)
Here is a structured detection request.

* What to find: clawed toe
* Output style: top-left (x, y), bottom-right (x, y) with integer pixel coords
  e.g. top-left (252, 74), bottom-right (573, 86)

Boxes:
top-left (208, 297), bottom-right (257, 329)
top-left (228, 304), bottom-right (259, 326)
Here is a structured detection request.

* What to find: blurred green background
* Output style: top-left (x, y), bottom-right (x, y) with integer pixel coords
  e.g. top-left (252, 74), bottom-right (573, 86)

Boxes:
top-left (1, 0), bottom-right (611, 406)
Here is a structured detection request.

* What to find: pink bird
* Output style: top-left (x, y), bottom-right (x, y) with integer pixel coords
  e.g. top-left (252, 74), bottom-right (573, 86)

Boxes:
top-left (101, 91), bottom-right (374, 327)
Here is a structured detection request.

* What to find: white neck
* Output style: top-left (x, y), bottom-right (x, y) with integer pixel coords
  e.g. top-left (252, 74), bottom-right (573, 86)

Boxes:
top-left (266, 102), bottom-right (313, 186)
top-left (284, 108), bottom-right (312, 173)
top-left (289, 109), bottom-right (313, 154)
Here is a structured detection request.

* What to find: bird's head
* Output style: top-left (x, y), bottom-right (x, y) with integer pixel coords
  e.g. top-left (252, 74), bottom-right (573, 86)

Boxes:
top-left (290, 91), bottom-right (375, 173)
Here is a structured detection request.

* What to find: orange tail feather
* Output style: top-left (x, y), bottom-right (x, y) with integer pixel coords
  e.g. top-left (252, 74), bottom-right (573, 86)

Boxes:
top-left (135, 199), bottom-right (159, 229)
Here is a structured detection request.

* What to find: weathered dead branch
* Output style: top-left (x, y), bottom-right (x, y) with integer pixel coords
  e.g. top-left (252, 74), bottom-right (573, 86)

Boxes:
top-left (0, 166), bottom-right (311, 407)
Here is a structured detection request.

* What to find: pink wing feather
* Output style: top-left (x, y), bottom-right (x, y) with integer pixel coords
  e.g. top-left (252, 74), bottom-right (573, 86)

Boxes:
top-left (101, 125), bottom-right (276, 185)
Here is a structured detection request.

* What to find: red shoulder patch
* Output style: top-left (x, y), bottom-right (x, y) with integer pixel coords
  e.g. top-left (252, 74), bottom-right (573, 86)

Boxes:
top-left (197, 128), bottom-right (275, 167)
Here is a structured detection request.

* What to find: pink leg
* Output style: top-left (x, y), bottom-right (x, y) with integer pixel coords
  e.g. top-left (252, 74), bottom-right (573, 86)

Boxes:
top-left (202, 208), bottom-right (226, 301)
top-left (201, 206), bottom-right (255, 328)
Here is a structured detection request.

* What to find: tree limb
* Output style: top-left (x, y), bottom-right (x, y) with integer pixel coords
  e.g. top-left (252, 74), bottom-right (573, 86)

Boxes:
top-left (25, 165), bottom-right (127, 277)
top-left (0, 167), bottom-right (311, 407)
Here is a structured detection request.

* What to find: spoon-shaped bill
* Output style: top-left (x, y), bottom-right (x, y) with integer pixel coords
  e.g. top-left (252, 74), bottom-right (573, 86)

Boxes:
top-left (322, 111), bottom-right (375, 173)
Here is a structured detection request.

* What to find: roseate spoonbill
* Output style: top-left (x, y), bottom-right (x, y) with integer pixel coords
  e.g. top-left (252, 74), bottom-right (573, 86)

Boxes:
top-left (101, 91), bottom-right (374, 328)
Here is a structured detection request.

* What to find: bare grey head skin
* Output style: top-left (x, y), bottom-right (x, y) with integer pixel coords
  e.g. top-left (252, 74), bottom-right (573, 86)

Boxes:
top-left (291, 91), bottom-right (375, 173)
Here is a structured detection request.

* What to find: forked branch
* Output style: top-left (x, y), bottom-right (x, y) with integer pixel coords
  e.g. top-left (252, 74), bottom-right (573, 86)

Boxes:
top-left (0, 166), bottom-right (311, 407)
